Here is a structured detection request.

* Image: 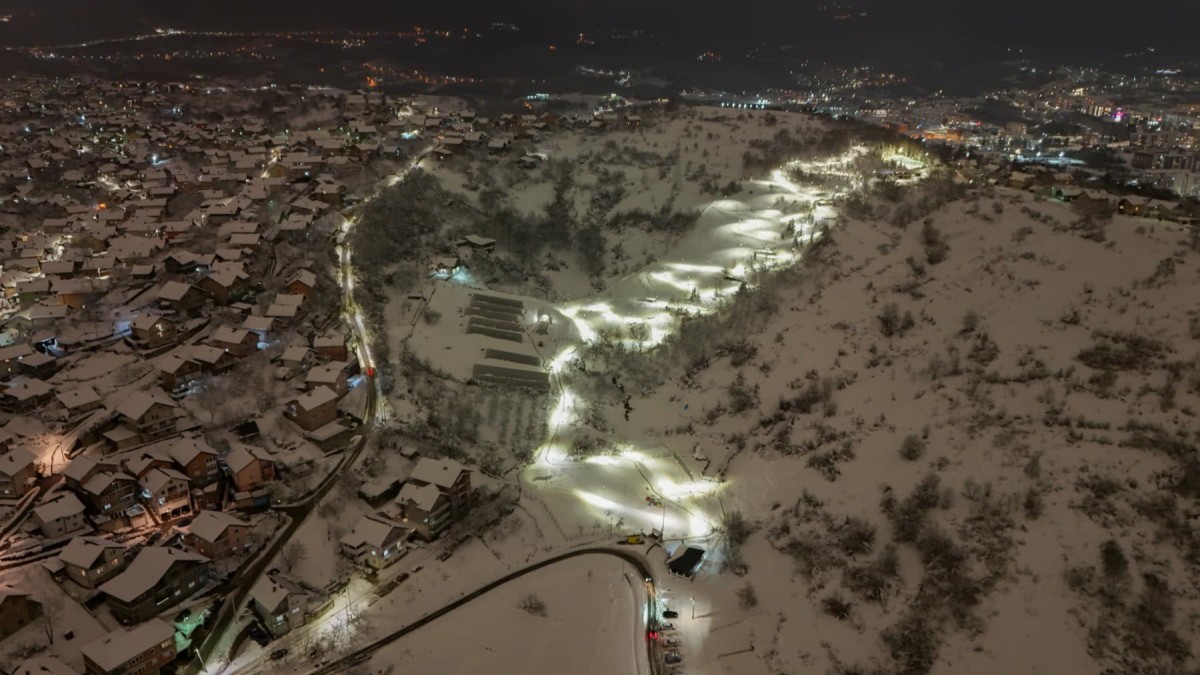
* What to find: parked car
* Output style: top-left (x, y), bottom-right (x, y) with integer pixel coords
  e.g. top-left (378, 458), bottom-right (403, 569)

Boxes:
top-left (665, 652), bottom-right (683, 665)
top-left (662, 610), bottom-right (679, 619)
top-left (665, 638), bottom-right (682, 647)
top-left (658, 622), bottom-right (674, 631)
top-left (249, 626), bottom-right (270, 647)
top-left (270, 649), bottom-right (289, 661)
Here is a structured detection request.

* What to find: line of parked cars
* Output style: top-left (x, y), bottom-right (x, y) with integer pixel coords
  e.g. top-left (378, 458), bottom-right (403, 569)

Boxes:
top-left (658, 609), bottom-right (685, 674)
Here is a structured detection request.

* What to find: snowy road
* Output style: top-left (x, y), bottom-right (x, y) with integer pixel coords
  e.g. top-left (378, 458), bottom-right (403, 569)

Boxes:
top-left (308, 549), bottom-right (658, 675)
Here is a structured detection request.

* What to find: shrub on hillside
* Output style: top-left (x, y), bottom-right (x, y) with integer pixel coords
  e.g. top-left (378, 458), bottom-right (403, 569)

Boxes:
top-left (900, 434), bottom-right (926, 461)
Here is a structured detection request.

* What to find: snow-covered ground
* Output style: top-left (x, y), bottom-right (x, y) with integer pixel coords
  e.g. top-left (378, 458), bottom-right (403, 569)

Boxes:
top-left (0, 564), bottom-right (108, 671)
top-left (261, 100), bottom-right (1200, 675)
top-left (368, 555), bottom-right (646, 675)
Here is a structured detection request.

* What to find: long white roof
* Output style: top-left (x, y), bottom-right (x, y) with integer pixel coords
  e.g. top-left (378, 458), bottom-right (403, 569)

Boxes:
top-left (100, 547), bottom-right (207, 602)
top-left (81, 618), bottom-right (174, 672)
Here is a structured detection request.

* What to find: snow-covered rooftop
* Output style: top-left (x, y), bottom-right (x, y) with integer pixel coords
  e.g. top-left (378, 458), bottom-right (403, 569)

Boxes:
top-left (80, 618), bottom-right (174, 672)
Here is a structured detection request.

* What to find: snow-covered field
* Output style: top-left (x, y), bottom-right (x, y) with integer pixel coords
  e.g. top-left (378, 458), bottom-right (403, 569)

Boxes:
top-left (369, 555), bottom-right (645, 675)
top-left (284, 101), bottom-right (1200, 675)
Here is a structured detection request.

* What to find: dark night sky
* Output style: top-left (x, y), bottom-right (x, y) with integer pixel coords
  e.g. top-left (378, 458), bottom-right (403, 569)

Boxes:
top-left (2, 0), bottom-right (1199, 60)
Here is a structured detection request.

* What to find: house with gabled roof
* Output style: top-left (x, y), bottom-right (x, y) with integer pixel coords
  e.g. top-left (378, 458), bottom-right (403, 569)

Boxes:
top-left (250, 572), bottom-right (311, 637)
top-left (57, 385), bottom-right (103, 418)
top-left (99, 547), bottom-right (209, 622)
top-left (195, 267), bottom-right (248, 305)
top-left (2, 377), bottom-right (55, 411)
top-left (130, 314), bottom-right (177, 350)
top-left (285, 269), bottom-right (317, 296)
top-left (208, 326), bottom-right (257, 357)
top-left (139, 467), bottom-right (192, 521)
top-left (241, 315), bottom-right (275, 343)
top-left (284, 386), bottom-right (338, 431)
top-left (0, 583), bottom-right (41, 640)
top-left (32, 492), bottom-right (88, 538)
top-left (0, 343), bottom-right (33, 379)
top-left (0, 449), bottom-right (36, 499)
top-left (114, 390), bottom-right (179, 443)
top-left (394, 482), bottom-right (451, 540)
top-left (156, 352), bottom-right (201, 391)
top-left (81, 617), bottom-right (176, 674)
top-left (185, 510), bottom-right (250, 559)
top-left (59, 536), bottom-right (127, 589)
top-left (398, 457), bottom-right (473, 539)
top-left (305, 361), bottom-right (349, 397)
top-left (339, 512), bottom-right (411, 571)
top-left (183, 343), bottom-right (237, 375)
top-left (156, 280), bottom-right (206, 315)
top-left (224, 444), bottom-right (276, 493)
top-left (313, 334), bottom-right (347, 361)
top-left (149, 434), bottom-right (220, 486)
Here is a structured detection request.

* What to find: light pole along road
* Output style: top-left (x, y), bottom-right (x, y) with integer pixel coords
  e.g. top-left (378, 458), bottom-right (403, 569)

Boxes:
top-left (308, 548), bottom-right (665, 675)
top-left (188, 146), bottom-right (433, 675)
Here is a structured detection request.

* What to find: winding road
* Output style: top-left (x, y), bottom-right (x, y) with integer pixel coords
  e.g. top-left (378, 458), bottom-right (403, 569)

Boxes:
top-left (309, 548), bottom-right (661, 675)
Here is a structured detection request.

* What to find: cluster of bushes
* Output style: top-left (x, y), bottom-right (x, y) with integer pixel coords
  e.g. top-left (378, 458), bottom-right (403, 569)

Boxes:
top-left (1077, 332), bottom-right (1168, 372)
top-left (920, 221), bottom-right (950, 264)
top-left (879, 302), bottom-right (916, 338)
top-left (1065, 541), bottom-right (1192, 672)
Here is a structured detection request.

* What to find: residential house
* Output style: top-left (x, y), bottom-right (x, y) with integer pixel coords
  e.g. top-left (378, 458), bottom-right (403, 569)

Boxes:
top-left (57, 385), bottom-right (104, 418)
top-left (184, 344), bottom-right (237, 375)
top-left (129, 314), bottom-right (177, 350)
top-left (1, 378), bottom-right (54, 412)
top-left (195, 267), bottom-right (248, 305)
top-left (208, 326), bottom-right (257, 357)
top-left (339, 512), bottom-right (411, 571)
top-left (0, 343), bottom-right (32, 379)
top-left (18, 352), bottom-right (57, 380)
top-left (406, 457), bottom-right (472, 519)
top-left (0, 449), bottom-right (36, 498)
top-left (139, 467), bottom-right (192, 521)
top-left (305, 361), bottom-right (349, 397)
top-left (83, 470), bottom-right (140, 516)
top-left (249, 572), bottom-right (310, 637)
top-left (115, 391), bottom-right (178, 443)
top-left (394, 481), bottom-right (451, 540)
top-left (156, 353), bottom-right (201, 391)
top-left (457, 234), bottom-right (496, 253)
top-left (153, 435), bottom-right (220, 486)
top-left (285, 269), bottom-right (316, 296)
top-left (0, 584), bottom-right (41, 639)
top-left (185, 510), bottom-right (251, 559)
top-left (241, 315), bottom-right (275, 343)
top-left (312, 334), bottom-right (347, 361)
top-left (32, 493), bottom-right (88, 539)
top-left (284, 386), bottom-right (338, 431)
top-left (278, 346), bottom-right (314, 370)
top-left (99, 547), bottom-right (209, 623)
top-left (81, 618), bottom-right (176, 675)
top-left (156, 281), bottom-right (206, 315)
top-left (224, 444), bottom-right (276, 492)
top-left (59, 536), bottom-right (127, 589)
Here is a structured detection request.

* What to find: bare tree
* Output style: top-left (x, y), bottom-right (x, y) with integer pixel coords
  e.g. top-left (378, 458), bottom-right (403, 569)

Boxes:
top-left (40, 592), bottom-right (65, 645)
top-left (281, 541), bottom-right (308, 572)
